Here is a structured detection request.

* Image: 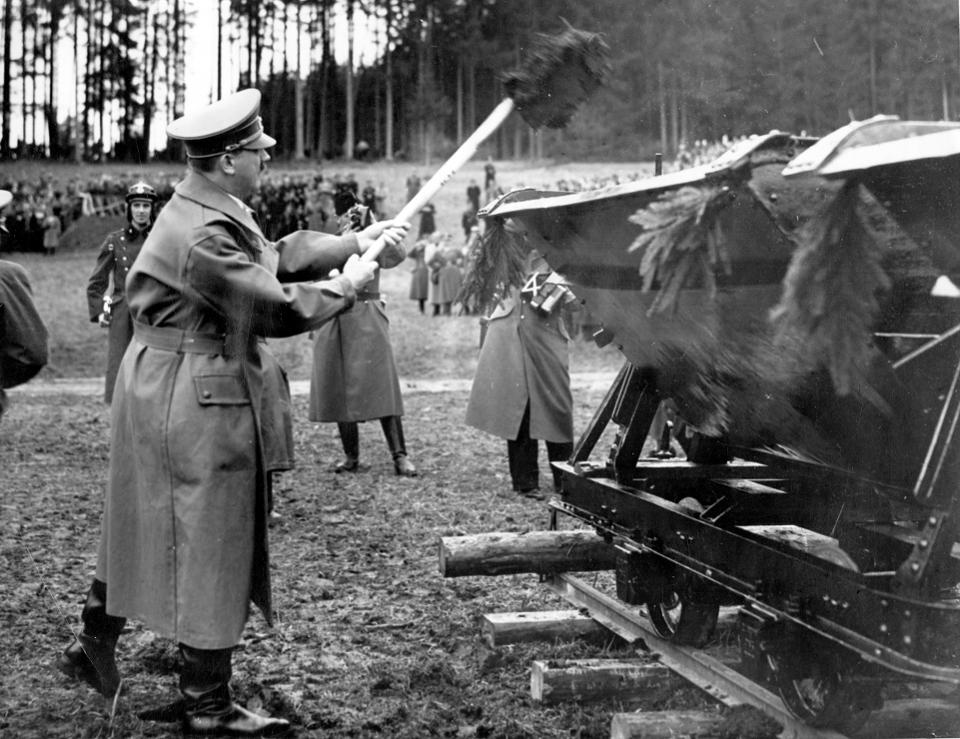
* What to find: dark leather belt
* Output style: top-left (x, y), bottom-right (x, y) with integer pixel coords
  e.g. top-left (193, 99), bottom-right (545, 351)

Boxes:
top-left (134, 321), bottom-right (227, 355)
top-left (355, 291), bottom-right (381, 302)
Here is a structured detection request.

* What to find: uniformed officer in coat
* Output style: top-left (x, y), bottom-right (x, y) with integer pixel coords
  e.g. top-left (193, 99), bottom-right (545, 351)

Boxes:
top-left (308, 190), bottom-right (417, 477)
top-left (85, 181), bottom-right (158, 403)
top-left (465, 234), bottom-right (577, 499)
top-left (0, 190), bottom-right (49, 420)
top-left (58, 89), bottom-right (408, 736)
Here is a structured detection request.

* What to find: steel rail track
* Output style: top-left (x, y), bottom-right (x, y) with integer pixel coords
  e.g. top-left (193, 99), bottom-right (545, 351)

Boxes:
top-left (545, 572), bottom-right (847, 739)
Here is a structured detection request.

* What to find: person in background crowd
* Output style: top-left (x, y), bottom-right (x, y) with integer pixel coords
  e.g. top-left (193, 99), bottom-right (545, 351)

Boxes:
top-left (426, 240), bottom-right (447, 317)
top-left (483, 157), bottom-right (497, 203)
top-left (461, 200), bottom-right (479, 243)
top-left (41, 208), bottom-right (61, 257)
top-left (0, 191), bottom-right (49, 420)
top-left (361, 179), bottom-right (378, 216)
top-left (85, 182), bottom-right (158, 404)
top-left (466, 230), bottom-right (578, 500)
top-left (466, 179), bottom-right (481, 212)
top-left (58, 89), bottom-right (408, 737)
top-left (418, 202), bottom-right (436, 239)
top-left (408, 239), bottom-right (430, 314)
top-left (308, 189), bottom-right (417, 477)
top-left (437, 243), bottom-right (464, 316)
top-left (406, 171), bottom-right (421, 203)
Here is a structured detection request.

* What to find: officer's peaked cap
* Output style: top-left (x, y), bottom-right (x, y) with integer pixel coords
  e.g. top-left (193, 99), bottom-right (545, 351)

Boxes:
top-left (126, 181), bottom-right (158, 203)
top-left (166, 89), bottom-right (276, 159)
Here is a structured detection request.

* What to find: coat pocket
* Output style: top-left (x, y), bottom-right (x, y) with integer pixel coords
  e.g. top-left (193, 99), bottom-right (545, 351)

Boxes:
top-left (193, 373), bottom-right (250, 406)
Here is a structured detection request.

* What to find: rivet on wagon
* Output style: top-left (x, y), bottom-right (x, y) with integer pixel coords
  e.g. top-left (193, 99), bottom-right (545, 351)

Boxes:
top-left (919, 539), bottom-right (928, 549)
top-left (881, 599), bottom-right (889, 608)
top-left (904, 610), bottom-right (911, 618)
top-left (903, 635), bottom-right (912, 646)
top-left (879, 623), bottom-right (887, 633)
top-left (706, 568), bottom-right (713, 577)
top-left (911, 562), bottom-right (921, 573)
top-left (929, 516), bottom-right (938, 526)
top-left (875, 648), bottom-right (883, 657)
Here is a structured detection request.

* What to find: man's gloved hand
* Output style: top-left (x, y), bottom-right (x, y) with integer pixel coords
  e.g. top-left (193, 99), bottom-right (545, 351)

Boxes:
top-left (340, 253), bottom-right (378, 291)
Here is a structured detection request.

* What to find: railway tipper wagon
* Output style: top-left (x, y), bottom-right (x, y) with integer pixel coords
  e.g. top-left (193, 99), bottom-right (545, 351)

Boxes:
top-left (478, 116), bottom-right (960, 733)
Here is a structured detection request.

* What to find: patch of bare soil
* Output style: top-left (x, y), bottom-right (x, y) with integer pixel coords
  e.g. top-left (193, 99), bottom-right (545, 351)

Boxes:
top-left (0, 390), bottom-right (712, 738)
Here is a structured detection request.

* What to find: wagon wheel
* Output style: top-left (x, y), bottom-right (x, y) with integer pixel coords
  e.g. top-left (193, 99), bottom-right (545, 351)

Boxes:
top-left (645, 590), bottom-right (720, 647)
top-left (765, 644), bottom-right (881, 734)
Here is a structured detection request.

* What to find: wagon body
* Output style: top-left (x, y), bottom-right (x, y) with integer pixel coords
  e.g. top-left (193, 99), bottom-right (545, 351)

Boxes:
top-left (480, 118), bottom-right (960, 729)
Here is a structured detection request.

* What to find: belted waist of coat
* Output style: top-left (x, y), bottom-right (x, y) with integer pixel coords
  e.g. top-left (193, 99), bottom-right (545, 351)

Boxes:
top-left (355, 290), bottom-right (380, 302)
top-left (133, 321), bottom-right (234, 355)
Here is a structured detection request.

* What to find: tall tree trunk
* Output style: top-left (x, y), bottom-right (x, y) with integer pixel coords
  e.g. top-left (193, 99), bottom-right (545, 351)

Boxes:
top-left (384, 2), bottom-right (393, 160)
top-left (657, 60), bottom-right (667, 158)
top-left (0, 0), bottom-right (12, 157)
top-left (344, 0), bottom-right (355, 159)
top-left (72, 5), bottom-right (81, 162)
top-left (294, 0), bottom-right (305, 159)
top-left (456, 56), bottom-right (463, 142)
top-left (317, 0), bottom-right (331, 158)
top-left (20, 0), bottom-right (28, 152)
top-left (217, 0), bottom-right (223, 98)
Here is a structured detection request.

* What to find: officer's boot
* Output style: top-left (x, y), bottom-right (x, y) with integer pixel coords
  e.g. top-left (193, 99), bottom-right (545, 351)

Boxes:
top-left (179, 644), bottom-right (290, 736)
top-left (57, 579), bottom-right (125, 698)
top-left (333, 421), bottom-right (360, 472)
top-left (381, 416), bottom-right (418, 476)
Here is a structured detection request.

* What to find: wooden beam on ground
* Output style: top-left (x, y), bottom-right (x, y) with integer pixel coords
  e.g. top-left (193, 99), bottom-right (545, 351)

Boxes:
top-left (610, 710), bottom-right (724, 739)
top-left (438, 530), bottom-right (616, 577)
top-left (530, 658), bottom-right (680, 705)
top-left (482, 610), bottom-right (612, 648)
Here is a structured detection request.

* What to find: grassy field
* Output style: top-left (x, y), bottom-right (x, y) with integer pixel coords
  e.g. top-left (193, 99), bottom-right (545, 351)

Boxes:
top-left (4, 158), bottom-right (644, 383)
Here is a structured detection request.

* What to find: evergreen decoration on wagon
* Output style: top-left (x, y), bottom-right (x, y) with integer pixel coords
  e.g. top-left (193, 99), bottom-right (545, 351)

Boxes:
top-left (458, 218), bottom-right (528, 316)
top-left (627, 185), bottom-right (737, 314)
top-left (770, 180), bottom-right (891, 410)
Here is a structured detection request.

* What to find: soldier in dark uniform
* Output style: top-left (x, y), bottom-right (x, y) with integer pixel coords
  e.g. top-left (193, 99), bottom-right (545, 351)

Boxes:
top-left (466, 238), bottom-right (577, 499)
top-left (85, 181), bottom-right (158, 403)
top-left (308, 189), bottom-right (418, 477)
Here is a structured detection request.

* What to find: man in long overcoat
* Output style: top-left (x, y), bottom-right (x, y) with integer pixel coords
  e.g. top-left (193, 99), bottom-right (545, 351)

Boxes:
top-left (85, 181), bottom-right (158, 403)
top-left (58, 89), bottom-right (407, 736)
top-left (465, 243), bottom-right (576, 498)
top-left (308, 194), bottom-right (417, 477)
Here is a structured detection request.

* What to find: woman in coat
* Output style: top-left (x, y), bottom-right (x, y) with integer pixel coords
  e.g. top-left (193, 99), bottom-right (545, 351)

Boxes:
top-left (407, 239), bottom-right (430, 314)
top-left (465, 245), bottom-right (577, 498)
top-left (309, 195), bottom-right (417, 476)
top-left (85, 181), bottom-right (158, 403)
top-left (59, 89), bottom-right (408, 736)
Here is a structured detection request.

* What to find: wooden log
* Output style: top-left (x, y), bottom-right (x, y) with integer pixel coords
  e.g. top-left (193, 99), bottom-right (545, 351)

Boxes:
top-left (610, 711), bottom-right (725, 739)
top-left (481, 610), bottom-right (612, 648)
top-left (530, 658), bottom-right (680, 705)
top-left (438, 530), bottom-right (616, 577)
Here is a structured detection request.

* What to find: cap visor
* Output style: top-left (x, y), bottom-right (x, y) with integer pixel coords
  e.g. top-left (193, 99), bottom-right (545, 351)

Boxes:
top-left (245, 132), bottom-right (276, 150)
top-left (0, 190), bottom-right (12, 209)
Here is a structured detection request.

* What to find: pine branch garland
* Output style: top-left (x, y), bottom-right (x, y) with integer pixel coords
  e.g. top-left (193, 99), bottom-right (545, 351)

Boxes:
top-left (771, 180), bottom-right (891, 409)
top-left (627, 185), bottom-right (735, 314)
top-left (458, 217), bottom-right (529, 315)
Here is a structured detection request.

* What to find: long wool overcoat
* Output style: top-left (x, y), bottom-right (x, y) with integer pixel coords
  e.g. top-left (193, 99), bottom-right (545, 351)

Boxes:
top-left (307, 243), bottom-right (406, 423)
top-left (86, 225), bottom-right (151, 403)
top-left (465, 281), bottom-right (573, 444)
top-left (96, 172), bottom-right (362, 649)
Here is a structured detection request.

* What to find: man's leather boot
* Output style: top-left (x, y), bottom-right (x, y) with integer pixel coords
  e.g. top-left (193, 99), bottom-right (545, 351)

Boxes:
top-left (333, 421), bottom-right (360, 472)
top-left (57, 579), bottom-right (125, 698)
top-left (180, 644), bottom-right (290, 736)
top-left (381, 416), bottom-right (417, 476)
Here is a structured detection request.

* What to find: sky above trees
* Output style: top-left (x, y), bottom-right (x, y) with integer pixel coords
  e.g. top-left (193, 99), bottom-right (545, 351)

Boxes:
top-left (2, 0), bottom-right (959, 163)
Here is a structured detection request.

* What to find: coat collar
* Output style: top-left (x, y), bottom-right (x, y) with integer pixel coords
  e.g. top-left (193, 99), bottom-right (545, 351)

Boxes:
top-left (175, 171), bottom-right (263, 240)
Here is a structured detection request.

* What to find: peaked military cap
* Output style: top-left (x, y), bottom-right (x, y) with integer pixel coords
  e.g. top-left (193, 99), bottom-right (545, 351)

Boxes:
top-left (126, 181), bottom-right (158, 202)
top-left (166, 89), bottom-right (277, 159)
